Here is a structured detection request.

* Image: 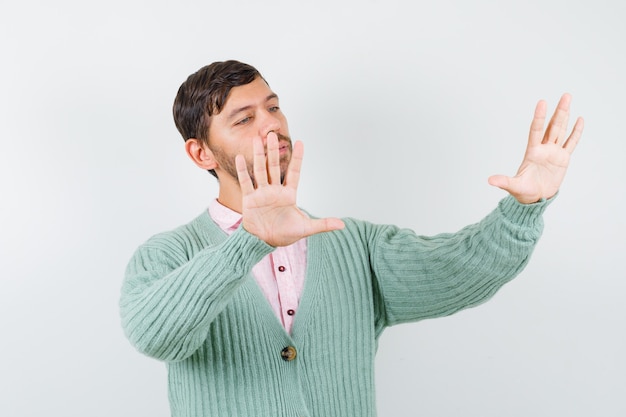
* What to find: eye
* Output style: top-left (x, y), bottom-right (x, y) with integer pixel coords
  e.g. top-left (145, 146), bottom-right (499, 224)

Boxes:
top-left (235, 116), bottom-right (251, 125)
top-left (269, 106), bottom-right (280, 113)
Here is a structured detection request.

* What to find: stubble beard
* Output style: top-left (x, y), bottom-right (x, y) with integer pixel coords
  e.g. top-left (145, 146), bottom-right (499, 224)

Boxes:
top-left (211, 133), bottom-right (293, 186)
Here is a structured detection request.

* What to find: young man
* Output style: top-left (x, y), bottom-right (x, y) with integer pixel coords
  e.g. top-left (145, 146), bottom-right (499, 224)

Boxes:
top-left (120, 60), bottom-right (583, 417)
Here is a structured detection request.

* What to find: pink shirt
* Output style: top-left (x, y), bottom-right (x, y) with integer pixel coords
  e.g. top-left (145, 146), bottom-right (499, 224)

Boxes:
top-left (208, 199), bottom-right (307, 334)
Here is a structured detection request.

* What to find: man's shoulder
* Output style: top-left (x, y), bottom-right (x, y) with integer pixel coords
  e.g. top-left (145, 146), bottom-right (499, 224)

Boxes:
top-left (139, 210), bottom-right (221, 254)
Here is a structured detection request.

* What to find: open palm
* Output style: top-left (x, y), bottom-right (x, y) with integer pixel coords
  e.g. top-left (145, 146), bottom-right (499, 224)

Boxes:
top-left (236, 132), bottom-right (344, 247)
top-left (488, 94), bottom-right (584, 204)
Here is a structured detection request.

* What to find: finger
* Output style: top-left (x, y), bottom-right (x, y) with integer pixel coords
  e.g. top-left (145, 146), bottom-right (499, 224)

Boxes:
top-left (562, 116), bottom-right (584, 154)
top-left (558, 109), bottom-right (570, 145)
top-left (283, 140), bottom-right (304, 190)
top-left (543, 93), bottom-right (571, 144)
top-left (528, 100), bottom-right (547, 146)
top-left (266, 132), bottom-right (280, 184)
top-left (252, 136), bottom-right (268, 187)
top-left (555, 94), bottom-right (572, 144)
top-left (236, 154), bottom-right (255, 195)
top-left (304, 217), bottom-right (345, 237)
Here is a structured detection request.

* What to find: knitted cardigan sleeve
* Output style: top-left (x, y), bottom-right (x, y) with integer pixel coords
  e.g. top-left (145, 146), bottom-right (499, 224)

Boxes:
top-left (120, 225), bottom-right (274, 362)
top-left (367, 195), bottom-right (551, 330)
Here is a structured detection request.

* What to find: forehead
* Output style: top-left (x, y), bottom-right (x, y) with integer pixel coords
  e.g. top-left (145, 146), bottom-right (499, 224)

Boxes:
top-left (222, 77), bottom-right (275, 109)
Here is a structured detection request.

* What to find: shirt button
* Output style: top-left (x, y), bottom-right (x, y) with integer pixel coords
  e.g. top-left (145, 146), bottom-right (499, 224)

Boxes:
top-left (287, 309), bottom-right (295, 316)
top-left (281, 346), bottom-right (297, 361)
top-left (278, 265), bottom-right (286, 272)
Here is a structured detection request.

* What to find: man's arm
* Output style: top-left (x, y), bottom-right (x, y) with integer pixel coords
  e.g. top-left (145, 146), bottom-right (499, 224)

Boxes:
top-left (120, 225), bottom-right (274, 362)
top-left (369, 195), bottom-right (550, 330)
top-left (370, 94), bottom-right (584, 328)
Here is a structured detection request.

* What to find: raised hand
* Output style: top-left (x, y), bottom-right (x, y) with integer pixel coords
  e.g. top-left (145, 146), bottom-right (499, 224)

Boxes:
top-left (488, 93), bottom-right (584, 204)
top-left (236, 132), bottom-right (344, 247)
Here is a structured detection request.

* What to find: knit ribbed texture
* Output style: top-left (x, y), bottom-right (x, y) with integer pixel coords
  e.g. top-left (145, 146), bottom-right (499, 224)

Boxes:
top-left (120, 195), bottom-right (550, 417)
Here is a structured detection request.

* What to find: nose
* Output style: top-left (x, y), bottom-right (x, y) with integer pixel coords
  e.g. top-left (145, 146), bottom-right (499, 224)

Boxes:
top-left (260, 111), bottom-right (281, 140)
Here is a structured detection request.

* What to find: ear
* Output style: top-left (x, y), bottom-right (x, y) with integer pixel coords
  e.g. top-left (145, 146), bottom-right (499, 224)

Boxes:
top-left (185, 138), bottom-right (218, 171)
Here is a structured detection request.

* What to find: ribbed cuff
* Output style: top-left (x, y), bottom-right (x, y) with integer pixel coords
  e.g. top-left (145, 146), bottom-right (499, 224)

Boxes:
top-left (497, 194), bottom-right (555, 228)
top-left (219, 225), bottom-right (275, 272)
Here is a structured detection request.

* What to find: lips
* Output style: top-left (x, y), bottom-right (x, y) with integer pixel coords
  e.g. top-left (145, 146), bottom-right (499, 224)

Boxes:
top-left (278, 141), bottom-right (291, 154)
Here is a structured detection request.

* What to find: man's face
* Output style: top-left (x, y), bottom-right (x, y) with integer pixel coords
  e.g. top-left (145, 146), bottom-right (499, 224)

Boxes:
top-left (207, 76), bottom-right (292, 185)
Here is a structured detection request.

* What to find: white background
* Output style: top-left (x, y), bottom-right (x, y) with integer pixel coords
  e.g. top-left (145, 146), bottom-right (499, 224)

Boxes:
top-left (1, 1), bottom-right (624, 416)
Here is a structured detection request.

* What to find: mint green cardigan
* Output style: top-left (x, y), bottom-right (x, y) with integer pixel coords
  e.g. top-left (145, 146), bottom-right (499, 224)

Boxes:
top-left (120, 196), bottom-right (549, 417)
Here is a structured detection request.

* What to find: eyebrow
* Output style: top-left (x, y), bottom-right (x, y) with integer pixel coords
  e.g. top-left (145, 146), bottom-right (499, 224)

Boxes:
top-left (226, 93), bottom-right (278, 120)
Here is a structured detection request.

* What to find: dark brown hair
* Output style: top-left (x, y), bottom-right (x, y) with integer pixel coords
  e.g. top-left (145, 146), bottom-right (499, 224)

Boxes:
top-left (173, 60), bottom-right (263, 177)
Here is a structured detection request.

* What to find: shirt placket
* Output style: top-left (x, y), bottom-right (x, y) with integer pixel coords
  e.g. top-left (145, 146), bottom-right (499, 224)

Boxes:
top-left (271, 249), bottom-right (299, 333)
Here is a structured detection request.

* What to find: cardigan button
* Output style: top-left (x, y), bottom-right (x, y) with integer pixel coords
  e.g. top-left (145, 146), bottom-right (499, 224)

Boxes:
top-left (281, 346), bottom-right (297, 361)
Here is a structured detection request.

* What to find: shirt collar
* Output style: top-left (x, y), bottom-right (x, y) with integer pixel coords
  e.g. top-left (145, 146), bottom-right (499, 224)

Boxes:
top-left (208, 199), bottom-right (242, 233)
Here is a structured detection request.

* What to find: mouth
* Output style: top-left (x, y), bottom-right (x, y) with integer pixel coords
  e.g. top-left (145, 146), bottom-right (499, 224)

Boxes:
top-left (278, 141), bottom-right (291, 155)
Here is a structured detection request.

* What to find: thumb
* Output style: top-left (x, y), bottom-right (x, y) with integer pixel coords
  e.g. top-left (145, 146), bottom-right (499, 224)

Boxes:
top-left (304, 217), bottom-right (345, 237)
top-left (488, 174), bottom-right (512, 191)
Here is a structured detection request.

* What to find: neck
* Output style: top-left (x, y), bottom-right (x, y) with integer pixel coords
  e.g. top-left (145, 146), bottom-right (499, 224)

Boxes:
top-left (217, 176), bottom-right (243, 213)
